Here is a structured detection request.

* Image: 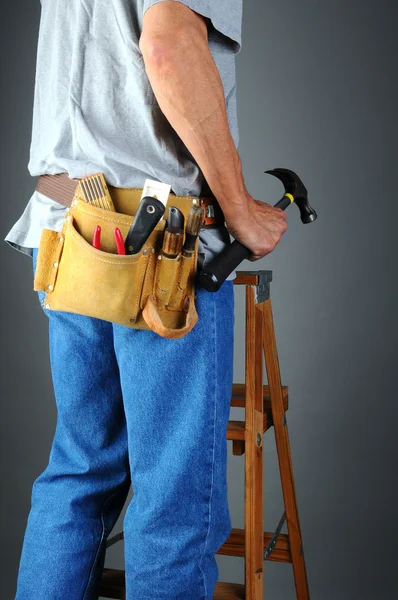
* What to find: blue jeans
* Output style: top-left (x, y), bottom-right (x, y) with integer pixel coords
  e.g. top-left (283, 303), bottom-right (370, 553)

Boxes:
top-left (16, 247), bottom-right (235, 600)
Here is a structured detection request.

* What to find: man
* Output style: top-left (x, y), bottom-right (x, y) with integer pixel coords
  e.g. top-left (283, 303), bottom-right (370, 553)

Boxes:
top-left (5, 1), bottom-right (287, 598)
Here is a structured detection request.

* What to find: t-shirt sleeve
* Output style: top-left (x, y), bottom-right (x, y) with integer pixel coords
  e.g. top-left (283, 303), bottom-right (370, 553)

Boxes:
top-left (142, 0), bottom-right (242, 54)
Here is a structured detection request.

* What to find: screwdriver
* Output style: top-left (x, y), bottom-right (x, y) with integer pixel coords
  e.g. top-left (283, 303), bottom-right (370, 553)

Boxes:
top-left (160, 226), bottom-right (184, 258)
top-left (181, 206), bottom-right (204, 257)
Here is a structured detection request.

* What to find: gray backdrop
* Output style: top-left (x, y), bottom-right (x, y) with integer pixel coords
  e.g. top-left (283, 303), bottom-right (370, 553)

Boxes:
top-left (1, 1), bottom-right (397, 599)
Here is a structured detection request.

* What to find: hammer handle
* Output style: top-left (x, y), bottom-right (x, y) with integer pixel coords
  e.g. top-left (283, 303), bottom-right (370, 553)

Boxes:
top-left (198, 195), bottom-right (289, 292)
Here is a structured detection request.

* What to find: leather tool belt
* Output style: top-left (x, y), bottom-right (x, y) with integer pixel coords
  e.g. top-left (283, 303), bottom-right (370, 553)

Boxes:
top-left (33, 172), bottom-right (225, 338)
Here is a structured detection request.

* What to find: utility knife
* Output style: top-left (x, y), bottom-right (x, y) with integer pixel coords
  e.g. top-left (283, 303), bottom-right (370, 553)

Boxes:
top-left (124, 196), bottom-right (165, 255)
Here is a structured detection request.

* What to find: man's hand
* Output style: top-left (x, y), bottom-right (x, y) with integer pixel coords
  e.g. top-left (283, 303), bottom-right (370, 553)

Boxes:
top-left (224, 194), bottom-right (288, 261)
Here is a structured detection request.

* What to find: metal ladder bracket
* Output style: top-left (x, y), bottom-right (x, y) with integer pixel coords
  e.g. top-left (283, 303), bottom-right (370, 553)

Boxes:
top-left (245, 270), bottom-right (273, 304)
top-left (263, 511), bottom-right (287, 559)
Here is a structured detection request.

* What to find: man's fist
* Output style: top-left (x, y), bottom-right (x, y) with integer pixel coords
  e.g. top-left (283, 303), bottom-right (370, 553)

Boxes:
top-left (224, 195), bottom-right (288, 261)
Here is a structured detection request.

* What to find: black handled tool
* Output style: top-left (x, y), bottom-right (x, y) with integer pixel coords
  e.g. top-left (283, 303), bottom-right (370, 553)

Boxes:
top-left (167, 206), bottom-right (185, 230)
top-left (125, 196), bottom-right (165, 255)
top-left (198, 168), bottom-right (318, 292)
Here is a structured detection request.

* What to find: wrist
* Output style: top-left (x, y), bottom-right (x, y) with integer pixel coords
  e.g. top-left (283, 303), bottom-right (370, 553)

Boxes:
top-left (220, 189), bottom-right (251, 220)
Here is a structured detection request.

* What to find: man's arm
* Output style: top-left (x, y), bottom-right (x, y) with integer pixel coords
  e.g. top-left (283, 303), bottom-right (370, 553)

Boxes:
top-left (139, 1), bottom-right (287, 260)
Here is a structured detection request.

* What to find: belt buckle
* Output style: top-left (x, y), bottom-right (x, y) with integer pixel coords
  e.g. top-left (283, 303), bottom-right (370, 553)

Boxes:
top-left (200, 197), bottom-right (223, 226)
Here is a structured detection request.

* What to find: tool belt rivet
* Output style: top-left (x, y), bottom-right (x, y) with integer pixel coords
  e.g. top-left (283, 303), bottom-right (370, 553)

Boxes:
top-left (45, 304), bottom-right (50, 309)
top-left (48, 285), bottom-right (53, 290)
top-left (143, 249), bottom-right (148, 255)
top-left (53, 262), bottom-right (58, 268)
top-left (59, 236), bottom-right (64, 243)
top-left (129, 318), bottom-right (135, 324)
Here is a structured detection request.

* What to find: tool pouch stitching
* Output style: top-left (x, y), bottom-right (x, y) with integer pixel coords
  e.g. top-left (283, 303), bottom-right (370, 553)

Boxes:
top-left (173, 253), bottom-right (197, 309)
top-left (153, 254), bottom-right (182, 309)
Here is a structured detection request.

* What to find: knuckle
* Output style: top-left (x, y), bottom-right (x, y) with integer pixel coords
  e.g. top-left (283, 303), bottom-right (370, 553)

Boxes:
top-left (262, 242), bottom-right (274, 254)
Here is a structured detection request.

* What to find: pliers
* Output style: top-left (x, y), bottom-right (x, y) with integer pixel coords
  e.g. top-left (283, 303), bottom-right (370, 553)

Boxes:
top-left (92, 225), bottom-right (126, 255)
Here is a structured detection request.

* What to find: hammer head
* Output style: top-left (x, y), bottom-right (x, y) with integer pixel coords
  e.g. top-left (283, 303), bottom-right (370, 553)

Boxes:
top-left (265, 167), bottom-right (317, 224)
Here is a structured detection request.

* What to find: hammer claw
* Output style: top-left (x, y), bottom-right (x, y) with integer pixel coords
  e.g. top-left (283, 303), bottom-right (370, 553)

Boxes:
top-left (265, 167), bottom-right (316, 224)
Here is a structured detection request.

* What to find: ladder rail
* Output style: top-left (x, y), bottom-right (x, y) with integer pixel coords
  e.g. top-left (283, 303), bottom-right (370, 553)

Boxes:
top-left (244, 284), bottom-right (265, 599)
top-left (260, 298), bottom-right (310, 599)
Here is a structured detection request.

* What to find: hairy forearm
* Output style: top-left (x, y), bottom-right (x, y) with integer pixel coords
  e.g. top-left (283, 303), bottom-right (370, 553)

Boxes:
top-left (139, 32), bottom-right (249, 218)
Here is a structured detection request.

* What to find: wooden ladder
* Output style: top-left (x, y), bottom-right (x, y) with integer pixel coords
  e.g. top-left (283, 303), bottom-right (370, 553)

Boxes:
top-left (99, 270), bottom-right (310, 599)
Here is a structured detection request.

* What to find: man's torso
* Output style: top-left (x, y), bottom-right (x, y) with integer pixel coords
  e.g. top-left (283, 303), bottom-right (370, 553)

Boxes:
top-left (5, 0), bottom-right (242, 279)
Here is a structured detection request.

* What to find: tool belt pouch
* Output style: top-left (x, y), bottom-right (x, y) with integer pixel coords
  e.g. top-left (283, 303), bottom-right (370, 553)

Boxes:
top-left (33, 194), bottom-right (200, 339)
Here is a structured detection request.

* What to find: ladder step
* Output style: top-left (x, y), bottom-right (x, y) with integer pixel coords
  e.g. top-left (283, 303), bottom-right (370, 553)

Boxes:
top-left (218, 527), bottom-right (292, 563)
top-left (227, 416), bottom-right (270, 441)
top-left (231, 383), bottom-right (289, 409)
top-left (214, 581), bottom-right (246, 599)
top-left (100, 568), bottom-right (125, 599)
top-left (228, 385), bottom-right (289, 454)
top-left (99, 569), bottom-right (246, 600)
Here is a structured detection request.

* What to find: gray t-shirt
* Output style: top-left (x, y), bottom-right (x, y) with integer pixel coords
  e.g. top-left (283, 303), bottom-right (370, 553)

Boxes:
top-left (4, 0), bottom-right (243, 280)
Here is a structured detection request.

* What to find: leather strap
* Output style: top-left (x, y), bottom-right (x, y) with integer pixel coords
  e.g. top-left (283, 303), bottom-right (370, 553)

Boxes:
top-left (36, 173), bottom-right (224, 228)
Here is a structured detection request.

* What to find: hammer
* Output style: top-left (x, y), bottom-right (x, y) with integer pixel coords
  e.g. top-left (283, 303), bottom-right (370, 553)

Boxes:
top-left (198, 168), bottom-right (317, 292)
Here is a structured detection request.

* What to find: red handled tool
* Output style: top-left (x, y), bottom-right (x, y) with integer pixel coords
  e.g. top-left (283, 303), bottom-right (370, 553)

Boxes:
top-left (114, 227), bottom-right (126, 255)
top-left (92, 225), bottom-right (101, 250)
top-left (92, 225), bottom-right (126, 255)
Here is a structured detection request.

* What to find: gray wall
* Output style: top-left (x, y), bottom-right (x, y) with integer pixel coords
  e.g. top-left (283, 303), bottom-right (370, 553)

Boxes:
top-left (1, 1), bottom-right (397, 599)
